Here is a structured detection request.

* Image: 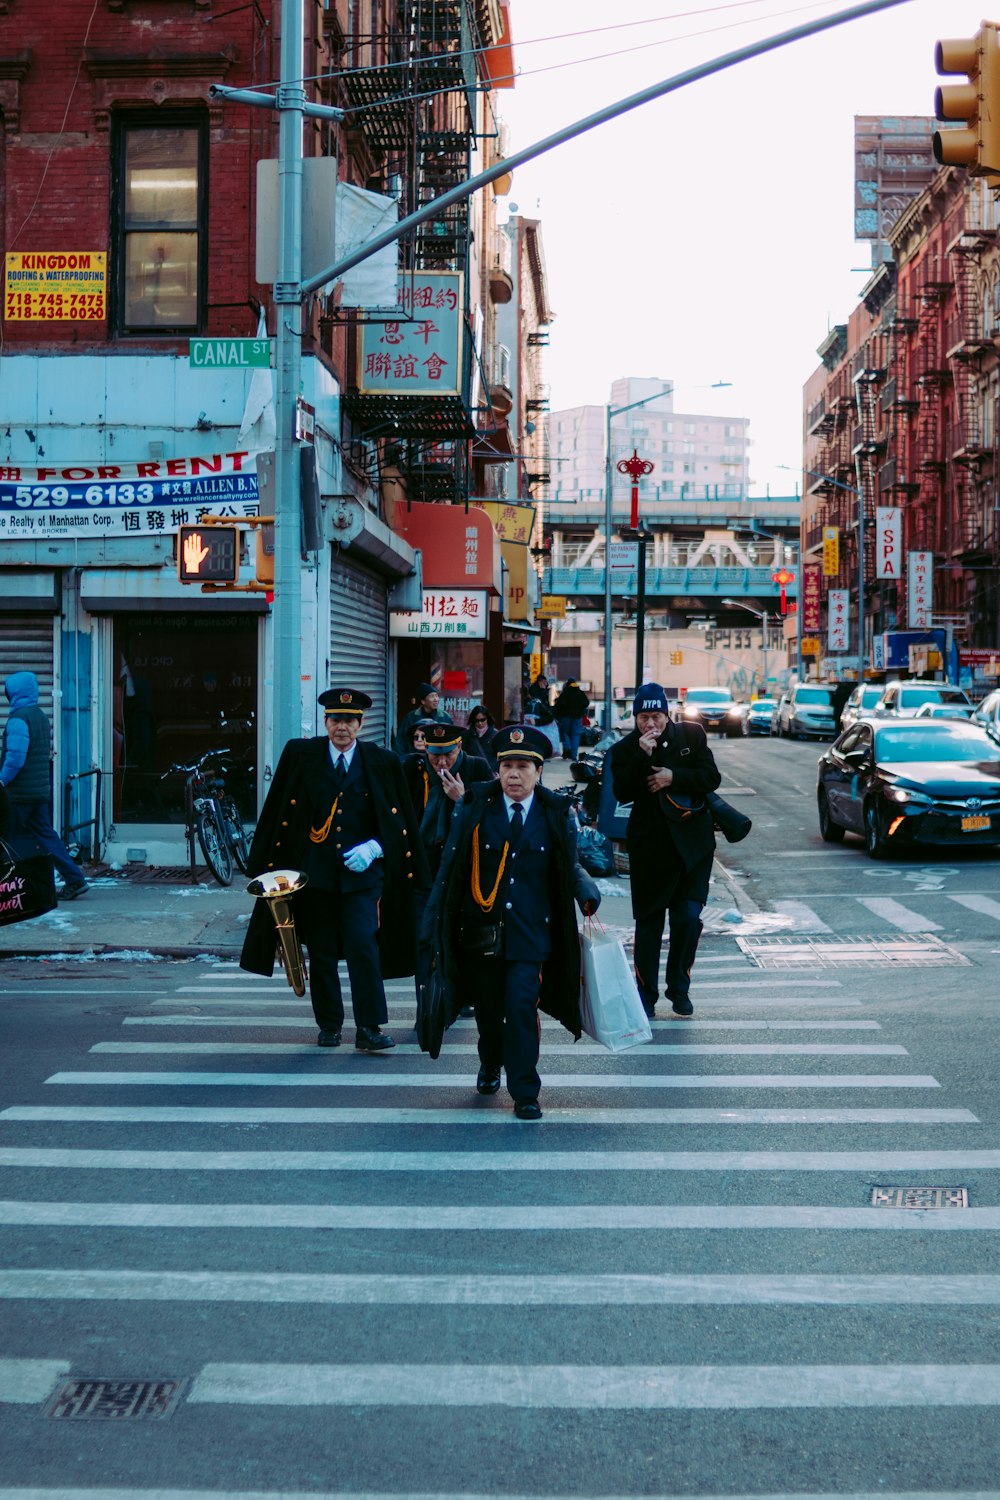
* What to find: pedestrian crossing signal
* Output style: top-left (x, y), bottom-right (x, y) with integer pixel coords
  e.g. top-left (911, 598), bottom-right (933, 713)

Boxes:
top-left (177, 525), bottom-right (239, 583)
top-left (670, 650), bottom-right (683, 665)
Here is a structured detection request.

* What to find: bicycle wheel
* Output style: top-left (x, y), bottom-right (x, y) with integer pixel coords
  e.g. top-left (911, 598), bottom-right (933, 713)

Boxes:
top-left (196, 804), bottom-right (234, 886)
top-left (219, 794), bottom-right (252, 874)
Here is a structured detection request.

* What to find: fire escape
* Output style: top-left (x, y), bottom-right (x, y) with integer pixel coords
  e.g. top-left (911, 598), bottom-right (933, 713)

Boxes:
top-left (878, 294), bottom-right (920, 536)
top-left (945, 228), bottom-right (992, 558)
top-left (853, 332), bottom-right (888, 625)
top-left (913, 256), bottom-right (951, 569)
top-left (329, 0), bottom-right (492, 506)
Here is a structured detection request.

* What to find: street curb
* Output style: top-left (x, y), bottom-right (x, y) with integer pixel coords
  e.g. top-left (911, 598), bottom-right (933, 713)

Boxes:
top-left (711, 852), bottom-right (760, 915)
top-left (0, 945), bottom-right (243, 963)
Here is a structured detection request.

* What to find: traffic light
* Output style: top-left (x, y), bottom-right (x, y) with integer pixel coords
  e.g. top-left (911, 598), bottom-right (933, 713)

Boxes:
top-left (934, 24), bottom-right (1000, 176)
top-left (177, 524), bottom-right (239, 583)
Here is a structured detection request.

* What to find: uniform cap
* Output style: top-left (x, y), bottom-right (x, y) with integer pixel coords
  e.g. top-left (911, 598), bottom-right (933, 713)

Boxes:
top-left (493, 724), bottom-right (552, 763)
top-left (318, 688), bottom-right (372, 717)
top-left (423, 722), bottom-right (464, 752)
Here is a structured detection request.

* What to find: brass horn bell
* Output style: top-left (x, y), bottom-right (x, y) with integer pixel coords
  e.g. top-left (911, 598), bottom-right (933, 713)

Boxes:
top-left (247, 868), bottom-right (309, 996)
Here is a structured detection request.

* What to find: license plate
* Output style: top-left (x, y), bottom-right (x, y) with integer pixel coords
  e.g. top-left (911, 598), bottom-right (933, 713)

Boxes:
top-left (961, 814), bottom-right (991, 831)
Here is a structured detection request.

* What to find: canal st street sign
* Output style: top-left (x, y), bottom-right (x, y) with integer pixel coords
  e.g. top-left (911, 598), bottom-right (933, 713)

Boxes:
top-left (189, 338), bottom-right (272, 369)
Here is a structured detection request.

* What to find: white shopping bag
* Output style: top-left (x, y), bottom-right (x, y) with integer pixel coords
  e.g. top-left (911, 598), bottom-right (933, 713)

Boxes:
top-left (580, 925), bottom-right (652, 1053)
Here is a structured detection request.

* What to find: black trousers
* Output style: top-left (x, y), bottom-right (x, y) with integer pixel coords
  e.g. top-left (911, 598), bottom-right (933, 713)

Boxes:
top-left (470, 956), bottom-right (542, 1102)
top-left (296, 884), bottom-right (387, 1032)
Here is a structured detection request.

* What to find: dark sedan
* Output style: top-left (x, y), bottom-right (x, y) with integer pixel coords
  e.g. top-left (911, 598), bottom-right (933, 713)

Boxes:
top-left (816, 719), bottom-right (1000, 858)
top-left (676, 687), bottom-right (744, 738)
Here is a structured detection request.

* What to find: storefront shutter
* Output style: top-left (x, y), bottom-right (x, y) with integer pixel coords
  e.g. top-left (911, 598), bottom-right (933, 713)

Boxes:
top-left (329, 555), bottom-right (389, 747)
top-left (0, 615), bottom-right (56, 723)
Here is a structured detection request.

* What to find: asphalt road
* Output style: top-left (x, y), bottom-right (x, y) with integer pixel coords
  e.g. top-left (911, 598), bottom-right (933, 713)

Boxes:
top-left (1, 732), bottom-right (1000, 1498)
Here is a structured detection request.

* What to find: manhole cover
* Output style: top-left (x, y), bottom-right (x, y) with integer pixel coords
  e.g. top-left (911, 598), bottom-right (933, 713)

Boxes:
top-left (871, 1186), bottom-right (970, 1209)
top-left (126, 864), bottom-right (216, 885)
top-left (737, 934), bottom-right (971, 969)
top-left (45, 1378), bottom-right (186, 1419)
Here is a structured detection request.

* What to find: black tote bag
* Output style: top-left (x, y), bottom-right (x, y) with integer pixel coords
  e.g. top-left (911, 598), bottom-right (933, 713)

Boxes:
top-left (0, 836), bottom-right (57, 927)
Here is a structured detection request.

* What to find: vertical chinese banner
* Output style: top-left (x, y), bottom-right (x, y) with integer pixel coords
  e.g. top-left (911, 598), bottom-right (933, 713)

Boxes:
top-left (907, 551), bottom-right (933, 627)
top-left (801, 562), bottom-right (822, 632)
top-left (822, 527), bottom-right (840, 577)
top-left (875, 507), bottom-right (901, 578)
top-left (828, 589), bottom-right (849, 651)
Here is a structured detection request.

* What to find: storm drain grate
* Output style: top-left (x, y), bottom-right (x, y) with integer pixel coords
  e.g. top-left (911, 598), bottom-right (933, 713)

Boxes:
top-left (737, 933), bottom-right (972, 969)
top-left (125, 864), bottom-right (216, 885)
top-left (45, 1378), bottom-right (186, 1419)
top-left (871, 1186), bottom-right (970, 1209)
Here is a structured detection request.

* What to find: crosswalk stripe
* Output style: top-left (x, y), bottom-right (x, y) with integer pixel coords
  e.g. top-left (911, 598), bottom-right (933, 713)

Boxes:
top-left (187, 1361), bottom-right (1000, 1408)
top-left (151, 995), bottom-right (862, 1011)
top-left (121, 1015), bottom-right (884, 1032)
top-left (1, 1106), bottom-right (972, 1126)
top-left (45, 1071), bottom-right (939, 1090)
top-left (1, 1200), bottom-right (996, 1231)
top-left (0, 1147), bottom-right (989, 1172)
top-left (1, 1270), bottom-right (998, 1305)
top-left (87, 1042), bottom-right (908, 1057)
top-left (856, 898), bottom-right (942, 933)
top-left (771, 901), bottom-right (833, 933)
top-left (948, 894), bottom-right (1000, 921)
top-left (171, 979), bottom-right (845, 1000)
top-left (2, 1493), bottom-right (998, 1500)
top-left (0, 1359), bottom-right (70, 1402)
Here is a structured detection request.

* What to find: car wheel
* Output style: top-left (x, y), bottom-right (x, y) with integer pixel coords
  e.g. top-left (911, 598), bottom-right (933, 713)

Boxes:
top-left (818, 789), bottom-right (845, 844)
top-left (864, 800), bottom-right (888, 860)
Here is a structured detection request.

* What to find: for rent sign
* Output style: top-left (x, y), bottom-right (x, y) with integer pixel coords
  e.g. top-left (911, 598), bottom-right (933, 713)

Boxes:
top-left (0, 452), bottom-right (260, 540)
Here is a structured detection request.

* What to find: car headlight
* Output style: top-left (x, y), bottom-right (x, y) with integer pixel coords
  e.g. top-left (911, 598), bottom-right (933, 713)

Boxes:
top-left (683, 704), bottom-right (699, 716)
top-left (885, 786), bottom-right (931, 804)
top-left (726, 706), bottom-right (741, 717)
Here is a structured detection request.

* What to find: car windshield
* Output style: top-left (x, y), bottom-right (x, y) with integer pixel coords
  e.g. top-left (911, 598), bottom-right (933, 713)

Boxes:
top-left (795, 688), bottom-right (834, 705)
top-left (875, 725), bottom-right (998, 763)
top-left (859, 687), bottom-right (882, 707)
top-left (899, 686), bottom-right (969, 707)
top-left (686, 690), bottom-right (731, 703)
top-left (751, 699), bottom-right (775, 710)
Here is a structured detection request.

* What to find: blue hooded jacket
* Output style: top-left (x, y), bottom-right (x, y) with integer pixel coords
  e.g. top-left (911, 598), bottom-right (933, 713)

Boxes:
top-left (1, 671), bottom-right (51, 800)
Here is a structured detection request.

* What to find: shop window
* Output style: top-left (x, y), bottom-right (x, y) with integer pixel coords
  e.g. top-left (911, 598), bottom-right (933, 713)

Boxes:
top-left (112, 117), bottom-right (206, 333)
top-left (112, 613), bottom-right (257, 823)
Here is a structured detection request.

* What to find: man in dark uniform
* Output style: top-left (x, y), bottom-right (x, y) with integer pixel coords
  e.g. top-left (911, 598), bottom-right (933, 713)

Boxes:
top-left (426, 725), bottom-right (600, 1120)
top-left (610, 682), bottom-right (721, 1019)
top-left (240, 689), bottom-right (428, 1051)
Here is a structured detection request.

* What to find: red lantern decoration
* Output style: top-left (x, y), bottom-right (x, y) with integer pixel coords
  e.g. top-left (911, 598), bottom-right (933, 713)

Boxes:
top-left (771, 567), bottom-right (795, 615)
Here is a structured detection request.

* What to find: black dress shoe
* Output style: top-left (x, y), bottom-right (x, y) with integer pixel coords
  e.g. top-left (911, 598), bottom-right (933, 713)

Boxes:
top-left (669, 996), bottom-right (694, 1018)
top-left (317, 1028), bottom-right (342, 1047)
top-left (514, 1098), bottom-right (542, 1121)
top-left (476, 1065), bottom-right (502, 1096)
top-left (355, 1025), bottom-right (396, 1052)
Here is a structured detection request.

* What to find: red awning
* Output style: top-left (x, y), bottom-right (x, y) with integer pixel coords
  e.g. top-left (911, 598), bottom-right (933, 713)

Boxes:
top-left (481, 0), bottom-right (515, 89)
top-left (471, 423), bottom-right (515, 463)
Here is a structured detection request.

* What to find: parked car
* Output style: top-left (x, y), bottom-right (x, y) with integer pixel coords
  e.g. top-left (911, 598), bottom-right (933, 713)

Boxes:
top-left (743, 696), bottom-right (777, 736)
top-left (675, 686), bottom-right (744, 737)
top-left (771, 692), bottom-right (790, 736)
top-left (816, 718), bottom-right (1000, 858)
top-left (840, 684), bottom-right (884, 732)
top-left (971, 687), bottom-right (1000, 743)
top-left (873, 680), bottom-right (972, 719)
top-left (775, 684), bottom-right (839, 740)
top-left (913, 702), bottom-right (975, 720)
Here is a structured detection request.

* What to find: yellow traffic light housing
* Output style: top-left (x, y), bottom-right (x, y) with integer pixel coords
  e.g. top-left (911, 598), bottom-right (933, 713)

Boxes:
top-left (934, 24), bottom-right (1000, 176)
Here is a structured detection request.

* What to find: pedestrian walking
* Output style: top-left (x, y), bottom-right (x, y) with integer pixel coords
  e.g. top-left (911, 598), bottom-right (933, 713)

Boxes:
top-left (425, 724), bottom-right (600, 1120)
top-left (462, 706), bottom-right (497, 768)
top-left (610, 682), bottom-right (722, 1019)
top-left (0, 671), bottom-right (88, 898)
top-left (240, 688), bottom-right (429, 1051)
top-left (393, 682), bottom-right (453, 755)
top-left (552, 677), bottom-right (590, 758)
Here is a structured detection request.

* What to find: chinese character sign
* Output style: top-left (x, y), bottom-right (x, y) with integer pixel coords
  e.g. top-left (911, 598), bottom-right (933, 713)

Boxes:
top-left (357, 273), bottom-right (463, 397)
top-left (822, 527), bottom-right (840, 578)
top-left (828, 588), bottom-right (849, 651)
top-left (389, 589), bottom-right (488, 639)
top-left (476, 500), bottom-right (536, 546)
top-left (907, 551), bottom-right (933, 627)
top-left (875, 507), bottom-right (901, 579)
top-left (801, 562), bottom-right (822, 632)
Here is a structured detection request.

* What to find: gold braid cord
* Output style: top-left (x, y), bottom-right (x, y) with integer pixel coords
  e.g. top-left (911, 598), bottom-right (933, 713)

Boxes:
top-left (421, 766), bottom-right (429, 810)
top-left (471, 825), bottom-right (509, 914)
top-left (309, 795), bottom-right (339, 844)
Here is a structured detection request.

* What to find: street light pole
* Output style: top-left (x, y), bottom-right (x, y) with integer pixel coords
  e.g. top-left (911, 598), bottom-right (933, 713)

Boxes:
top-left (722, 597), bottom-right (769, 694)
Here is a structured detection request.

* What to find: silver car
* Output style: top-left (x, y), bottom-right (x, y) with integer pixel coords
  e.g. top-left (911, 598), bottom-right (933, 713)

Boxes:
top-left (840, 684), bottom-right (883, 732)
top-left (874, 681), bottom-right (973, 719)
top-left (777, 684), bottom-right (839, 740)
top-left (971, 688), bottom-right (1000, 742)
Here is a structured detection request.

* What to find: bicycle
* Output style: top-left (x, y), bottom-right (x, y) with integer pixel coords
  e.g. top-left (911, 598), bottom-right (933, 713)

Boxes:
top-left (160, 750), bottom-right (252, 886)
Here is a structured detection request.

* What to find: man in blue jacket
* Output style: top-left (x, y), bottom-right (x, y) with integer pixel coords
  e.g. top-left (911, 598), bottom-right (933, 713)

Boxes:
top-left (0, 671), bottom-right (88, 898)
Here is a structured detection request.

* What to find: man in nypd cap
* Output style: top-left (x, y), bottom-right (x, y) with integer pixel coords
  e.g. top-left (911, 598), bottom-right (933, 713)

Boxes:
top-left (425, 724), bottom-right (600, 1120)
top-left (241, 689), bottom-right (429, 1051)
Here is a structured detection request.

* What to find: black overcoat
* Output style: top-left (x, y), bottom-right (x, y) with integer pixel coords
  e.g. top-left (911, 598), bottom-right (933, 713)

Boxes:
top-left (610, 721), bottom-right (722, 917)
top-left (425, 781), bottom-right (599, 1038)
top-left (240, 737), bottom-right (429, 980)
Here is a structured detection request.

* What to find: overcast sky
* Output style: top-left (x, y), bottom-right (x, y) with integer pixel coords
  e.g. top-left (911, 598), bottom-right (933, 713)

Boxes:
top-left (498, 0), bottom-right (990, 497)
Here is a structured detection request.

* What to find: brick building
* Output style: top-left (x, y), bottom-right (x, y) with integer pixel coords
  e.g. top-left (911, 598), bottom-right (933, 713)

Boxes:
top-left (0, 0), bottom-right (532, 862)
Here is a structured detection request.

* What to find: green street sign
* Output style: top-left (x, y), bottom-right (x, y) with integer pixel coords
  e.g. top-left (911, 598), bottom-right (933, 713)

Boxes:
top-left (189, 338), bottom-right (272, 369)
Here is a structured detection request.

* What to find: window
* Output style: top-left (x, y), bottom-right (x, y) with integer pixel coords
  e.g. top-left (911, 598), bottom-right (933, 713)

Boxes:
top-left (113, 117), bottom-right (206, 333)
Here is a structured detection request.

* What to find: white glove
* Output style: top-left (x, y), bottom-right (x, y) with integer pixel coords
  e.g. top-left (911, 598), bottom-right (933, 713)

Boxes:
top-left (343, 839), bottom-right (383, 873)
